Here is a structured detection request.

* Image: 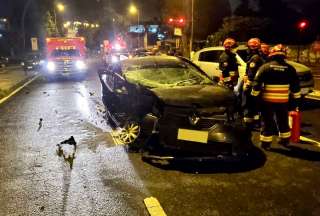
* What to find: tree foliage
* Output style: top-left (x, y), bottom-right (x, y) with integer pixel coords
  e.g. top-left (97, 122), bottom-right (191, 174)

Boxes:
top-left (44, 11), bottom-right (59, 37)
top-left (206, 16), bottom-right (271, 46)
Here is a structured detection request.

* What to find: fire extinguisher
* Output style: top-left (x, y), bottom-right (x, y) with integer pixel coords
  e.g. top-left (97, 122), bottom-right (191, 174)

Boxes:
top-left (289, 109), bottom-right (301, 143)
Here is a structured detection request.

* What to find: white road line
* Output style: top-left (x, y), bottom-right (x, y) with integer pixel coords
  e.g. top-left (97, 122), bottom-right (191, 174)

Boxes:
top-left (0, 74), bottom-right (40, 105)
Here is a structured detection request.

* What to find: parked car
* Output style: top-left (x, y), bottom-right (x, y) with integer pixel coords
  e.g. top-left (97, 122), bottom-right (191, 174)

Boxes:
top-left (98, 56), bottom-right (253, 161)
top-left (191, 46), bottom-right (314, 96)
top-left (21, 52), bottom-right (43, 71)
top-left (0, 56), bottom-right (9, 68)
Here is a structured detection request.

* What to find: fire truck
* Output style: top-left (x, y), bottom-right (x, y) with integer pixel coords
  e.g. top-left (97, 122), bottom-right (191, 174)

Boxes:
top-left (44, 37), bottom-right (87, 79)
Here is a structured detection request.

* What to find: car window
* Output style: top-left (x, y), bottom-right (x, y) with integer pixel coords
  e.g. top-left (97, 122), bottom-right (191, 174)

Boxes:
top-left (199, 50), bottom-right (223, 62)
top-left (122, 58), bottom-right (212, 88)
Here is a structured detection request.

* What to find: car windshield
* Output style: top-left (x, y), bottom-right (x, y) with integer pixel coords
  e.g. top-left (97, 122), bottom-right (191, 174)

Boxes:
top-left (51, 49), bottom-right (80, 57)
top-left (122, 57), bottom-right (213, 88)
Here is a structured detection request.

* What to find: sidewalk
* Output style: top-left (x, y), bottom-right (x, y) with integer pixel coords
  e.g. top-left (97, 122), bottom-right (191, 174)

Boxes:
top-left (0, 66), bottom-right (38, 99)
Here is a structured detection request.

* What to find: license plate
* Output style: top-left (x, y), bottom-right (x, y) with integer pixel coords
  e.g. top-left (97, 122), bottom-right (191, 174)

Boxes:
top-left (177, 129), bottom-right (209, 144)
top-left (301, 88), bottom-right (309, 95)
top-left (27, 66), bottom-right (32, 69)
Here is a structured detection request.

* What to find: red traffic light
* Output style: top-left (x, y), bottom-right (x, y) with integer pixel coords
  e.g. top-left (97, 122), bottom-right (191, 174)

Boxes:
top-left (169, 18), bottom-right (174, 23)
top-left (178, 18), bottom-right (184, 24)
top-left (298, 20), bottom-right (308, 30)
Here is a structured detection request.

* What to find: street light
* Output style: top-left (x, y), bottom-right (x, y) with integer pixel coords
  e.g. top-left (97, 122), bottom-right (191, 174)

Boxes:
top-left (129, 4), bottom-right (141, 48)
top-left (54, 3), bottom-right (66, 35)
top-left (56, 3), bottom-right (65, 12)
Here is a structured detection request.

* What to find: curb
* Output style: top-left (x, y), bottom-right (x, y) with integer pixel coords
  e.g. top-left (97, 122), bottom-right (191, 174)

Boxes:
top-left (0, 73), bottom-right (40, 105)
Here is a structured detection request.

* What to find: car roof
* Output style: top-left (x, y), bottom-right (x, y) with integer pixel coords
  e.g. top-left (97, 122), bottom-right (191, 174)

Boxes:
top-left (122, 56), bottom-right (180, 65)
top-left (196, 45), bottom-right (248, 53)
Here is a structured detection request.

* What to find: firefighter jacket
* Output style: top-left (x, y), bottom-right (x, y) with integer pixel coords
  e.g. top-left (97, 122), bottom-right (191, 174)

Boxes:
top-left (251, 58), bottom-right (301, 105)
top-left (246, 53), bottom-right (264, 81)
top-left (219, 51), bottom-right (239, 82)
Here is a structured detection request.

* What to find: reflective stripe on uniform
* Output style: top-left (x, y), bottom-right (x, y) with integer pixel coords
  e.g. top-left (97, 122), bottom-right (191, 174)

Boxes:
top-left (292, 91), bottom-right (301, 99)
top-left (244, 117), bottom-right (254, 123)
top-left (264, 84), bottom-right (289, 90)
top-left (260, 135), bottom-right (273, 142)
top-left (251, 90), bottom-right (260, 96)
top-left (229, 71), bottom-right (236, 76)
top-left (262, 91), bottom-right (289, 103)
top-left (279, 131), bottom-right (291, 139)
top-left (223, 77), bottom-right (232, 82)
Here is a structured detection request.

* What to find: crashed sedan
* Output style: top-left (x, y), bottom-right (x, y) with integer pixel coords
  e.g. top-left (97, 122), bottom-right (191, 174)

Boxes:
top-left (98, 56), bottom-right (252, 161)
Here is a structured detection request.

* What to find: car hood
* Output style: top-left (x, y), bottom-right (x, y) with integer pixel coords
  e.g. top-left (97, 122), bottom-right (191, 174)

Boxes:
top-left (286, 60), bottom-right (310, 73)
top-left (150, 85), bottom-right (234, 107)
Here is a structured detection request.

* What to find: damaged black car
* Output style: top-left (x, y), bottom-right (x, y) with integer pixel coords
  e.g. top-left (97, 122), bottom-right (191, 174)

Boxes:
top-left (98, 56), bottom-right (252, 161)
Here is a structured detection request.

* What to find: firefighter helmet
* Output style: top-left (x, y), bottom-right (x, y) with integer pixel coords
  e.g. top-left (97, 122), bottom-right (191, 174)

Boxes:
top-left (223, 38), bottom-right (237, 50)
top-left (261, 43), bottom-right (270, 55)
top-left (248, 38), bottom-right (261, 50)
top-left (269, 44), bottom-right (287, 57)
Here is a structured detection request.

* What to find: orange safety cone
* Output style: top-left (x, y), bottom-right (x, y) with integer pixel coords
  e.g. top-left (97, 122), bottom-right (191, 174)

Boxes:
top-left (289, 110), bottom-right (301, 143)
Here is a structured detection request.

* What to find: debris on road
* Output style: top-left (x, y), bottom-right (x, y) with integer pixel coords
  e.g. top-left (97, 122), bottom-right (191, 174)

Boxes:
top-left (37, 118), bottom-right (43, 132)
top-left (39, 206), bottom-right (45, 212)
top-left (56, 136), bottom-right (77, 169)
top-left (89, 92), bottom-right (95, 96)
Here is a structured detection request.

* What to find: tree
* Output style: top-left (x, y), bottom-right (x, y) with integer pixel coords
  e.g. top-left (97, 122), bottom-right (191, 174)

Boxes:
top-left (44, 11), bottom-right (59, 37)
top-left (206, 16), bottom-right (271, 46)
top-left (234, 0), bottom-right (255, 16)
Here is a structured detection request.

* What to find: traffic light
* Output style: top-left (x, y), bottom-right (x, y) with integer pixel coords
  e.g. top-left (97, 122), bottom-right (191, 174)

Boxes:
top-left (298, 20), bottom-right (308, 31)
top-left (167, 17), bottom-right (185, 27)
top-left (178, 18), bottom-right (184, 24)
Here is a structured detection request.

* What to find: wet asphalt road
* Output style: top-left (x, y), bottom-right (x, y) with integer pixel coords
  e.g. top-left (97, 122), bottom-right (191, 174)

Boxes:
top-left (1, 64), bottom-right (320, 216)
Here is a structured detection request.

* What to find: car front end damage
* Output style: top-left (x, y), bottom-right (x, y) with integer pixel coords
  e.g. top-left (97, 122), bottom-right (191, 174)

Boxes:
top-left (141, 86), bottom-right (252, 162)
top-left (142, 104), bottom-right (252, 162)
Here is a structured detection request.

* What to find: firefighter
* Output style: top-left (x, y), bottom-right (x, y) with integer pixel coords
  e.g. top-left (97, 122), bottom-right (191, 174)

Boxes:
top-left (219, 38), bottom-right (239, 89)
top-left (243, 38), bottom-right (264, 125)
top-left (260, 43), bottom-right (270, 61)
top-left (251, 44), bottom-right (301, 150)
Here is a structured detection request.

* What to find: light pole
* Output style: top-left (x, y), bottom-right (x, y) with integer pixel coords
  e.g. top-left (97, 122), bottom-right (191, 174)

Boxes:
top-left (54, 3), bottom-right (65, 34)
top-left (189, 0), bottom-right (194, 55)
top-left (129, 5), bottom-right (140, 48)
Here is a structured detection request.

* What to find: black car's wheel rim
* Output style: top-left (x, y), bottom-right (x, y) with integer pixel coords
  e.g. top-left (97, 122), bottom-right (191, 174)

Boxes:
top-left (118, 122), bottom-right (141, 144)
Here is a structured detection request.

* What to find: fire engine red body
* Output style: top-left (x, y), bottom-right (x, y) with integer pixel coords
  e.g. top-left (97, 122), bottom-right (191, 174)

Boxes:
top-left (45, 37), bottom-right (87, 78)
top-left (289, 111), bottom-right (301, 143)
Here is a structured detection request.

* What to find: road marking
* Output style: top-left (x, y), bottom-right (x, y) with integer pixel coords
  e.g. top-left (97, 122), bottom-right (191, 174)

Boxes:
top-left (300, 136), bottom-right (320, 147)
top-left (0, 74), bottom-right (40, 105)
top-left (144, 197), bottom-right (167, 216)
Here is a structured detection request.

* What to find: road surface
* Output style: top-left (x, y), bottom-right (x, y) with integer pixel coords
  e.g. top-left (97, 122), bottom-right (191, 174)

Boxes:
top-left (0, 64), bottom-right (320, 216)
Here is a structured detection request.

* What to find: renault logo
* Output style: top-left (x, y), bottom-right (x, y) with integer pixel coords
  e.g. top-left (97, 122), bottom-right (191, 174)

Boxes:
top-left (188, 113), bottom-right (200, 126)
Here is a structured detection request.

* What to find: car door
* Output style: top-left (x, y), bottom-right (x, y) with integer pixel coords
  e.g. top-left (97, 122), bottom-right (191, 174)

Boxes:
top-left (193, 50), bottom-right (224, 79)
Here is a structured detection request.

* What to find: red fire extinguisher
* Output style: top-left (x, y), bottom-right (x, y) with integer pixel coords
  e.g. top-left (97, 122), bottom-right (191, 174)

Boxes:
top-left (289, 110), bottom-right (301, 143)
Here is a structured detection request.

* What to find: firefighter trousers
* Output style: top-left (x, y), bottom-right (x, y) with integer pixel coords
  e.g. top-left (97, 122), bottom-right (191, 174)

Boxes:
top-left (260, 102), bottom-right (291, 144)
top-left (243, 84), bottom-right (259, 123)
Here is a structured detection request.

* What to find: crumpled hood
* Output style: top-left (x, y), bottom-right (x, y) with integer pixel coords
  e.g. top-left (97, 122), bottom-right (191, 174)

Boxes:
top-left (151, 85), bottom-right (234, 107)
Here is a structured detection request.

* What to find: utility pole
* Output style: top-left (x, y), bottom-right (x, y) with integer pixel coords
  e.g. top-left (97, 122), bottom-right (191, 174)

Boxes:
top-left (189, 0), bottom-right (194, 55)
